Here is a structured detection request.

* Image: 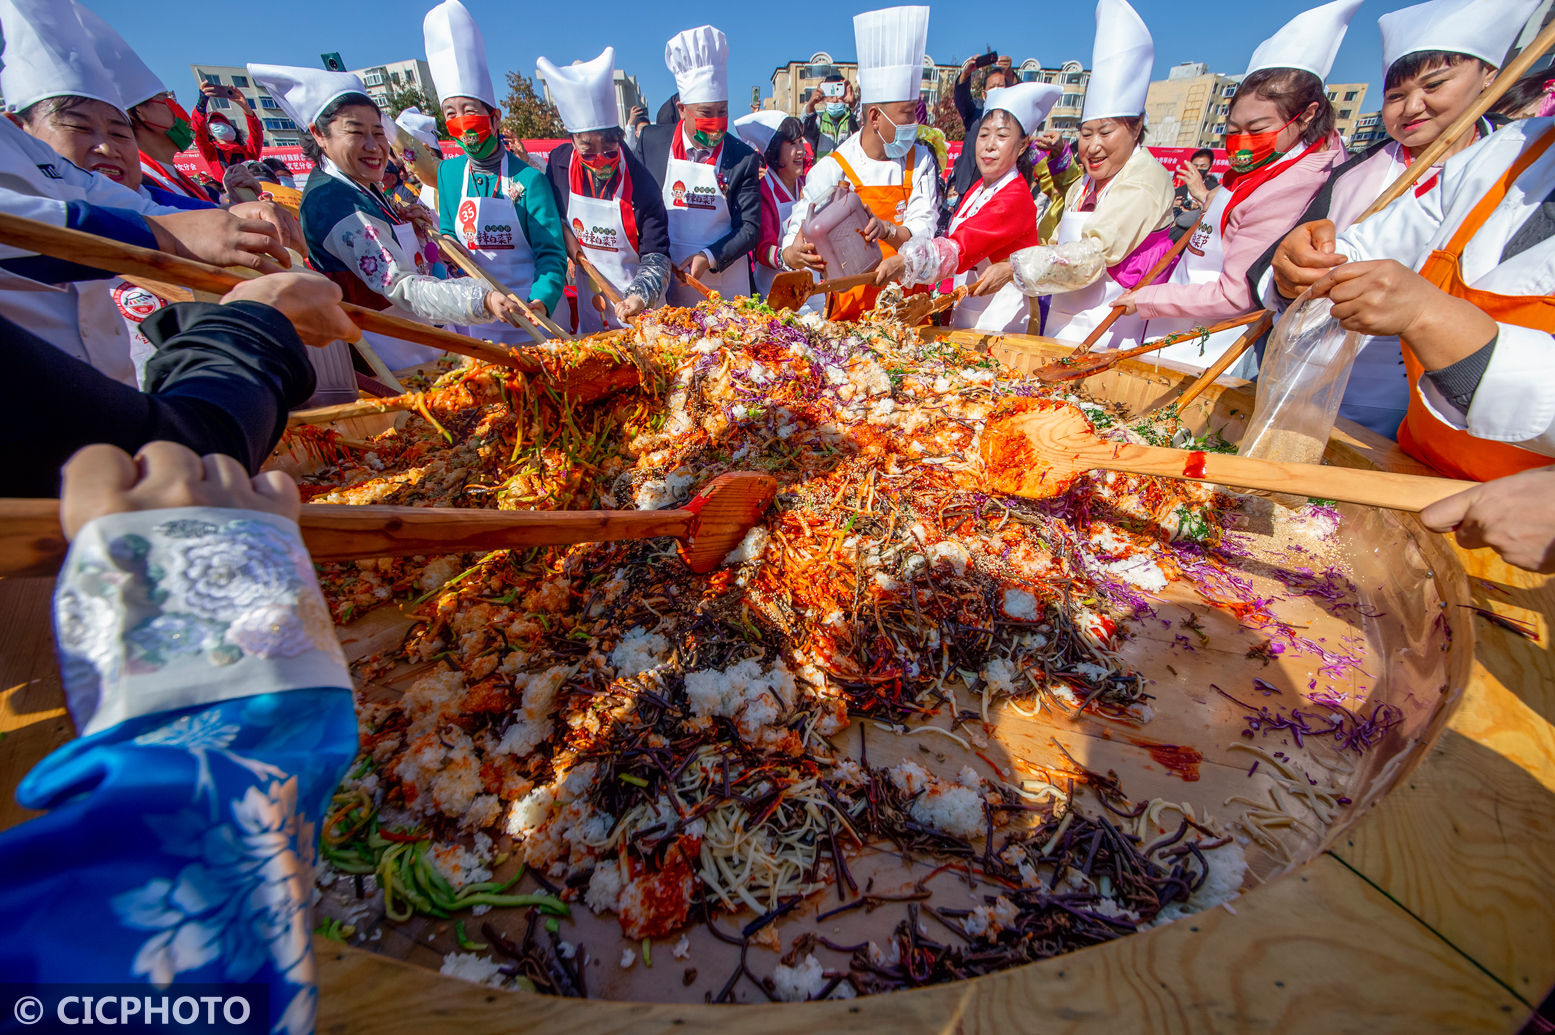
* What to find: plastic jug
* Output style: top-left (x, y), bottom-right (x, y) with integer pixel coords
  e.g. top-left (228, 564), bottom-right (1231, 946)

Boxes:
top-left (801, 182), bottom-right (883, 278)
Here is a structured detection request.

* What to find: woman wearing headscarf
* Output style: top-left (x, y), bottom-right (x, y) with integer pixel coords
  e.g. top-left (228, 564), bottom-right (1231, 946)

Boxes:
top-left (540, 46), bottom-right (672, 331)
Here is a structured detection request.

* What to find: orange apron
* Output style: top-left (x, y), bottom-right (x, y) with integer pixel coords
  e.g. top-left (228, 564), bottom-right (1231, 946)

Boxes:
top-left (825, 149), bottom-right (917, 322)
top-left (1398, 126), bottom-right (1555, 482)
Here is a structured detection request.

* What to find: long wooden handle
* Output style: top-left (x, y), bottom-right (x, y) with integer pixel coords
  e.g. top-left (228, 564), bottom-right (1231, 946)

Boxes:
top-left (287, 395), bottom-right (418, 427)
top-left (675, 265), bottom-right (717, 300)
top-left (1036, 311), bottom-right (1268, 381)
top-left (1357, 20), bottom-right (1555, 223)
top-left (1068, 205), bottom-right (1207, 357)
top-left (1171, 311), bottom-right (1275, 412)
top-left (1100, 445), bottom-right (1475, 512)
top-left (0, 212), bottom-right (539, 374)
top-left (433, 229), bottom-right (574, 340)
top-left (575, 251), bottom-right (627, 306)
top-left (0, 500), bottom-right (694, 577)
top-left (1108, 310), bottom-right (1265, 363)
top-left (815, 271), bottom-right (880, 298)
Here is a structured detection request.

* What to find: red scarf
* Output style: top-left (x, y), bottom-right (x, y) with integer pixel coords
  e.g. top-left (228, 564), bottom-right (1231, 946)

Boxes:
top-left (671, 121), bottom-right (723, 166)
top-left (568, 147), bottom-right (640, 252)
top-left (1401, 125), bottom-right (1480, 198)
top-left (140, 153), bottom-right (213, 203)
top-left (1218, 135), bottom-right (1326, 233)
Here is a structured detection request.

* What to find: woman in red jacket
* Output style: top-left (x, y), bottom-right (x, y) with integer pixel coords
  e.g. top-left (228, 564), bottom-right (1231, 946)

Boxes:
top-left (875, 82), bottom-right (1060, 332)
top-left (192, 80), bottom-right (264, 175)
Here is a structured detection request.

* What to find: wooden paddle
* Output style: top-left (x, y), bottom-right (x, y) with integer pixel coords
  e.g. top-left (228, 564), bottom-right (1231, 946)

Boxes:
top-left (0, 473), bottom-right (778, 578)
top-left (979, 402), bottom-right (1473, 511)
top-left (1170, 311), bottom-right (1276, 412)
top-left (575, 251), bottom-right (627, 308)
top-left (766, 270), bottom-right (877, 312)
top-left (431, 228), bottom-right (574, 341)
top-left (1030, 310), bottom-right (1267, 382)
top-left (0, 212), bottom-right (547, 374)
top-left (1061, 205), bottom-right (1208, 358)
top-left (674, 265), bottom-right (718, 301)
top-left (900, 286), bottom-right (968, 327)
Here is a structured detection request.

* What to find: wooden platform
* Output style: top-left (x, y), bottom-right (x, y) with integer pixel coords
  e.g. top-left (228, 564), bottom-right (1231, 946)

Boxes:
top-left (3, 334), bottom-right (1551, 1033)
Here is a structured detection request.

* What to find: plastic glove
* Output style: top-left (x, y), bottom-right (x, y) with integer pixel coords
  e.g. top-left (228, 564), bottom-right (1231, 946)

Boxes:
top-left (1009, 238), bottom-right (1107, 296)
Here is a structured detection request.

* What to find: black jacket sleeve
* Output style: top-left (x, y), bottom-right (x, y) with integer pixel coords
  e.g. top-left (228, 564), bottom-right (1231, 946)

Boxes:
top-left (708, 140), bottom-right (762, 274)
top-left (544, 143), bottom-right (572, 214)
top-left (802, 112), bottom-right (820, 153)
top-left (636, 124), bottom-right (673, 189)
top-left (951, 115), bottom-right (983, 196)
top-left (953, 77), bottom-right (980, 132)
top-left (625, 148), bottom-right (672, 259)
top-left (0, 301), bottom-right (316, 496)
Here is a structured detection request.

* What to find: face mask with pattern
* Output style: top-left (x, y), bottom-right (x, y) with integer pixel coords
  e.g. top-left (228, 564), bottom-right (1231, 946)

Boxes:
top-left (448, 112), bottom-right (500, 160)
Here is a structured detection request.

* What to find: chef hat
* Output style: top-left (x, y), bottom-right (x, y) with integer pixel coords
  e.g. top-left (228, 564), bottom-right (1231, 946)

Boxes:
top-left (665, 25), bottom-right (728, 104)
top-left (73, 2), bottom-right (164, 110)
top-left (1379, 0), bottom-right (1542, 77)
top-left (853, 6), bottom-right (930, 105)
top-left (1245, 0), bottom-right (1363, 80)
top-left (425, 0), bottom-right (496, 109)
top-left (1080, 0), bottom-right (1153, 123)
top-left (538, 46), bottom-right (619, 133)
top-left (0, 0), bottom-right (124, 114)
top-left (733, 109), bottom-right (790, 153)
top-left (248, 63), bottom-right (370, 129)
top-left (983, 82), bottom-right (1063, 136)
top-left (395, 107), bottom-right (441, 149)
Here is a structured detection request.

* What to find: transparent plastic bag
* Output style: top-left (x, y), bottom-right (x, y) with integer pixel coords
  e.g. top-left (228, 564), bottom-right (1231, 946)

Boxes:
top-left (1240, 291), bottom-right (1364, 465)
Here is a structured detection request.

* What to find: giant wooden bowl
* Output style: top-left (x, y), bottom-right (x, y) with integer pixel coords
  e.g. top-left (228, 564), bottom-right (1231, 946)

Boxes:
top-left (2, 331), bottom-right (1551, 1032)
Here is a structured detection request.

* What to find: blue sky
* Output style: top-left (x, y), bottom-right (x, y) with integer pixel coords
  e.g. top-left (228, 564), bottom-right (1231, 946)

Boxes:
top-left (85, 0), bottom-right (1398, 115)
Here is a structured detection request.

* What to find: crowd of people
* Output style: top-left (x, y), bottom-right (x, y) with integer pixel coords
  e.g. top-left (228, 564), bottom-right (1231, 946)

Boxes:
top-left (0, 0), bottom-right (1553, 1028)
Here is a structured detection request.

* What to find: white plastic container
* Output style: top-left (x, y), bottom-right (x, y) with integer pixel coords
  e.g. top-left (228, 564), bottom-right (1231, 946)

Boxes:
top-left (801, 182), bottom-right (882, 278)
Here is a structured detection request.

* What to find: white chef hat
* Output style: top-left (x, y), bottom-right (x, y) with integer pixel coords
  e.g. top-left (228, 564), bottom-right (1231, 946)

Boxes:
top-left (538, 47), bottom-right (619, 133)
top-left (395, 107), bottom-right (441, 149)
top-left (424, 0), bottom-right (496, 109)
top-left (248, 63), bottom-right (370, 130)
top-left (733, 109), bottom-right (791, 153)
top-left (73, 2), bottom-right (164, 110)
top-left (984, 82), bottom-right (1063, 136)
top-left (1379, 0), bottom-right (1542, 77)
top-left (665, 25), bottom-right (728, 105)
top-left (1080, 0), bottom-right (1153, 123)
top-left (853, 6), bottom-right (930, 106)
top-left (0, 0), bottom-right (125, 114)
top-left (1245, 0), bottom-right (1363, 80)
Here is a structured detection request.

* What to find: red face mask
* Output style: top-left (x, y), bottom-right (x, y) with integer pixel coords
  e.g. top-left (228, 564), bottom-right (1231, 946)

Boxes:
top-left (447, 112), bottom-right (500, 160)
top-left (690, 116), bottom-right (727, 148)
top-left (1224, 111), bottom-right (1301, 174)
top-left (579, 148), bottom-right (620, 174)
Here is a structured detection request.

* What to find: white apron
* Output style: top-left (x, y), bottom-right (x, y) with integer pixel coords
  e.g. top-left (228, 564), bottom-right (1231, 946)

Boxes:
top-left (1146, 187), bottom-right (1258, 377)
top-left (755, 171), bottom-right (797, 298)
top-left (569, 168), bottom-right (641, 334)
top-left (456, 153), bottom-right (538, 346)
top-left (947, 168), bottom-right (1030, 334)
top-left (1043, 182), bottom-right (1147, 351)
top-left (662, 144), bottom-right (749, 305)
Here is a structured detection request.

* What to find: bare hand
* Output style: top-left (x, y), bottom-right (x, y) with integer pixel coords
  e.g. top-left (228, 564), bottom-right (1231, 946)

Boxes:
top-left (61, 441), bottom-right (300, 539)
top-left (399, 203), bottom-right (436, 233)
top-left (1178, 161), bottom-right (1209, 205)
top-left (1272, 219), bottom-right (1347, 300)
top-left (228, 200), bottom-right (303, 254)
top-left (959, 58), bottom-right (976, 82)
top-left (526, 298), bottom-right (549, 317)
top-left (782, 230), bottom-right (826, 275)
top-left (873, 253), bottom-right (906, 287)
top-left (484, 290), bottom-right (526, 325)
top-left (147, 208), bottom-right (290, 274)
top-left (684, 252), bottom-right (712, 281)
top-left (615, 294), bottom-right (646, 321)
top-left (861, 216), bottom-right (898, 246)
top-left (1032, 131), bottom-right (1063, 153)
top-left (1310, 260), bottom-right (1497, 354)
top-left (222, 271), bottom-right (358, 347)
top-left (971, 261), bottom-right (1012, 297)
top-left (1420, 466), bottom-right (1555, 573)
top-left (1113, 292), bottom-right (1139, 316)
top-left (222, 163), bottom-right (263, 202)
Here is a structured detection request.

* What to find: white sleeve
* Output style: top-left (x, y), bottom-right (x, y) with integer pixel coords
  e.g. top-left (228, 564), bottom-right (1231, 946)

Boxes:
top-left (1418, 324), bottom-right (1555, 455)
top-left (1334, 180), bottom-right (1444, 267)
top-left (900, 144), bottom-right (939, 241)
top-left (782, 156), bottom-right (843, 253)
top-left (320, 209), bottom-right (491, 326)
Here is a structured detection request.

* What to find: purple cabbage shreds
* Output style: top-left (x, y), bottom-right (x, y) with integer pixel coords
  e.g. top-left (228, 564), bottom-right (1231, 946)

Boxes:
top-left (1214, 687), bottom-right (1401, 755)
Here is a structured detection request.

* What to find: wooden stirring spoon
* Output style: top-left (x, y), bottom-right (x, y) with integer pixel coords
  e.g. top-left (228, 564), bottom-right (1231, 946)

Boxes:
top-left (979, 403), bottom-right (1474, 512)
top-left (0, 473), bottom-right (778, 578)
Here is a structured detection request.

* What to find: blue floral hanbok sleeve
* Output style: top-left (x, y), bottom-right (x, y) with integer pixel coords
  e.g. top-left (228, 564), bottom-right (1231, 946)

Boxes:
top-left (0, 507), bottom-right (358, 1035)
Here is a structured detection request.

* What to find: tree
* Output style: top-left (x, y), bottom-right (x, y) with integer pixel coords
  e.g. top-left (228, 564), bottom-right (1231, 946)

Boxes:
top-left (382, 87), bottom-right (446, 138)
top-left (500, 70), bottom-right (566, 140)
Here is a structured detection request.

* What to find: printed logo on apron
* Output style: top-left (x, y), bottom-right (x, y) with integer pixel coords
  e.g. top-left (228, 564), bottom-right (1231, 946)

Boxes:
top-left (1187, 213), bottom-right (1214, 257)
top-left (113, 284), bottom-right (161, 321)
top-left (671, 179), bottom-right (718, 211)
top-left (572, 216), bottom-right (621, 253)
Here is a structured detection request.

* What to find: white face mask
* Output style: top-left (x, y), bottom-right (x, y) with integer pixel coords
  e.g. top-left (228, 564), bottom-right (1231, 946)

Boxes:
top-left (210, 122), bottom-right (237, 144)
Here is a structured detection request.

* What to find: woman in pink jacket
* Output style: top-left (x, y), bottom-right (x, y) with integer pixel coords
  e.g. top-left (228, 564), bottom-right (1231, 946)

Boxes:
top-left (1120, 0), bottom-right (1360, 379)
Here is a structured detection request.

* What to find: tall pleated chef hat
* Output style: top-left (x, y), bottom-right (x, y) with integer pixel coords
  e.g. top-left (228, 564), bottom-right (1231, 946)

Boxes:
top-left (733, 109), bottom-right (790, 152)
top-left (1080, 0), bottom-right (1153, 123)
top-left (424, 0), bottom-right (496, 108)
top-left (395, 107), bottom-right (441, 149)
top-left (984, 82), bottom-right (1064, 136)
top-left (537, 47), bottom-right (619, 133)
top-left (853, 6), bottom-right (930, 106)
top-left (0, 0), bottom-right (124, 114)
top-left (665, 25), bottom-right (728, 104)
top-left (1379, 0), bottom-right (1543, 76)
top-left (1245, 0), bottom-right (1363, 79)
top-left (248, 64), bottom-right (369, 130)
top-left (74, 2), bottom-right (165, 110)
